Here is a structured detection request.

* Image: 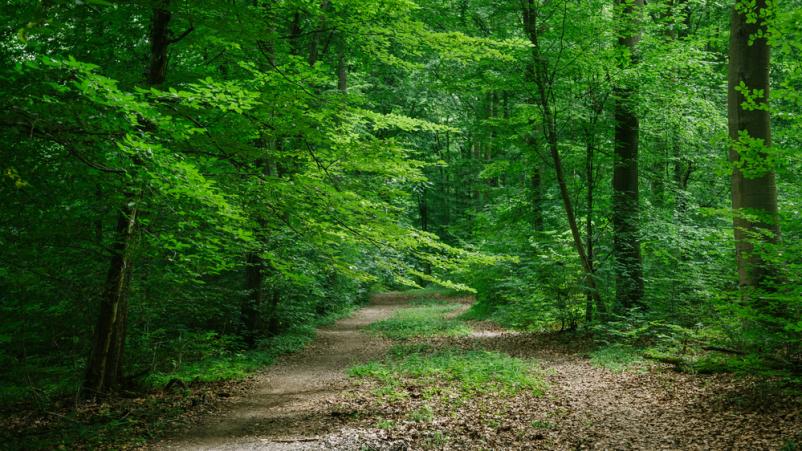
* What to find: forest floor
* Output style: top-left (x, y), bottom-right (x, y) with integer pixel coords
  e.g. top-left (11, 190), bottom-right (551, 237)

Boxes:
top-left (156, 291), bottom-right (802, 450)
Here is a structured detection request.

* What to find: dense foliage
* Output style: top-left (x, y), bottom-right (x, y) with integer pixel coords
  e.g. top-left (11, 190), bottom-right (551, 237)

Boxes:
top-left (0, 0), bottom-right (800, 437)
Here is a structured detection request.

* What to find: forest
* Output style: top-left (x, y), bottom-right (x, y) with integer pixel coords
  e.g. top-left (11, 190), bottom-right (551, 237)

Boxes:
top-left (1, 0), bottom-right (801, 449)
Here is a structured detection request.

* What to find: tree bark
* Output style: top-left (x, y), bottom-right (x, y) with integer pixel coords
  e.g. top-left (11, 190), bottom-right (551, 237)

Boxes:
top-left (728, 0), bottom-right (780, 289)
top-left (83, 200), bottom-right (138, 397)
top-left (612, 0), bottom-right (644, 310)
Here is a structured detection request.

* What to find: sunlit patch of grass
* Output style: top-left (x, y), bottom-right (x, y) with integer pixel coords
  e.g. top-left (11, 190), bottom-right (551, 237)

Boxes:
top-left (530, 419), bottom-right (554, 429)
top-left (368, 303), bottom-right (471, 340)
top-left (349, 345), bottom-right (545, 397)
top-left (375, 418), bottom-right (395, 429)
top-left (589, 344), bottom-right (646, 372)
top-left (409, 404), bottom-right (434, 422)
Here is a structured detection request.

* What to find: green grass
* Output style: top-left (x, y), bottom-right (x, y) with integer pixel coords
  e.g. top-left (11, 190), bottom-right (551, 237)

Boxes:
top-left (589, 344), bottom-right (646, 372)
top-left (409, 297), bottom-right (453, 306)
top-left (368, 303), bottom-right (471, 340)
top-left (409, 404), bottom-right (434, 422)
top-left (531, 419), bottom-right (554, 429)
top-left (349, 344), bottom-right (545, 397)
top-left (375, 418), bottom-right (395, 429)
top-left (401, 286), bottom-right (465, 299)
top-left (458, 300), bottom-right (494, 321)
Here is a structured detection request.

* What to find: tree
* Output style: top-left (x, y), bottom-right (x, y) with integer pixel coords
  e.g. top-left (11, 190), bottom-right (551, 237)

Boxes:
top-left (728, 0), bottom-right (780, 290)
top-left (522, 0), bottom-right (606, 315)
top-left (83, 1), bottom-right (180, 398)
top-left (612, 0), bottom-right (645, 310)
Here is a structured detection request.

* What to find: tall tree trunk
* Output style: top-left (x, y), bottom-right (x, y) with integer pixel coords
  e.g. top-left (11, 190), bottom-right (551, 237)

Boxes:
top-left (586, 140), bottom-right (595, 322)
top-left (242, 1), bottom-right (280, 346)
top-left (728, 0), bottom-right (780, 289)
top-left (612, 0), bottom-right (644, 310)
top-left (308, 1), bottom-right (331, 66)
top-left (83, 1), bottom-right (172, 398)
top-left (525, 64), bottom-right (545, 233)
top-left (337, 34), bottom-right (347, 92)
top-left (289, 12), bottom-right (303, 57)
top-left (523, 0), bottom-right (605, 316)
top-left (147, 5), bottom-right (171, 86)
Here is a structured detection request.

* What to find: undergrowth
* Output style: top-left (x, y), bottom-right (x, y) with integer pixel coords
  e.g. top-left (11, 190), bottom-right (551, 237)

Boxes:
top-left (145, 303), bottom-right (356, 388)
top-left (0, 303), bottom-right (359, 450)
top-left (589, 344), bottom-right (647, 372)
top-left (369, 302), bottom-right (471, 340)
top-left (349, 344), bottom-right (545, 398)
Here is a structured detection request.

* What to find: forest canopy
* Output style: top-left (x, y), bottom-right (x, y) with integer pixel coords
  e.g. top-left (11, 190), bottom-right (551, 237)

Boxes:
top-left (0, 0), bottom-right (801, 445)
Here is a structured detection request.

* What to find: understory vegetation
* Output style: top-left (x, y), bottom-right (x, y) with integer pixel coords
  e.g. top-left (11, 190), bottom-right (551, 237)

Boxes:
top-left (368, 301), bottom-right (472, 340)
top-left (350, 344), bottom-right (544, 398)
top-left (340, 294), bottom-right (801, 449)
top-left (345, 294), bottom-right (547, 447)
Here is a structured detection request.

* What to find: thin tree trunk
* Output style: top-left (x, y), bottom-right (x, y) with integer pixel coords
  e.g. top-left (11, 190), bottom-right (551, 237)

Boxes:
top-left (582, 84), bottom-right (604, 322)
top-left (612, 0), bottom-right (644, 310)
top-left (668, 1), bottom-right (692, 214)
top-left (728, 0), bottom-right (780, 289)
top-left (586, 140), bottom-right (595, 322)
top-left (673, 137), bottom-right (693, 214)
top-left (523, 0), bottom-right (605, 315)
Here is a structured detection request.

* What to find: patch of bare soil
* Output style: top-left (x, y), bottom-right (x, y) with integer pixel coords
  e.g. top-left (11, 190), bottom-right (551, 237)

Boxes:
top-left (156, 292), bottom-right (418, 450)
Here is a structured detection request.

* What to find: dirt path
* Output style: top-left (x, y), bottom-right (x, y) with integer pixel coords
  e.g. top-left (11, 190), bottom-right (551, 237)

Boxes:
top-left (159, 293), bottom-right (412, 450)
top-left (159, 294), bottom-right (801, 450)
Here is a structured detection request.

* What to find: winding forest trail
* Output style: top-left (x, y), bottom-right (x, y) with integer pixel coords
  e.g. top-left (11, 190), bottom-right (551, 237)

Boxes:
top-left (159, 292), bottom-right (409, 450)
top-left (159, 293), bottom-right (801, 450)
